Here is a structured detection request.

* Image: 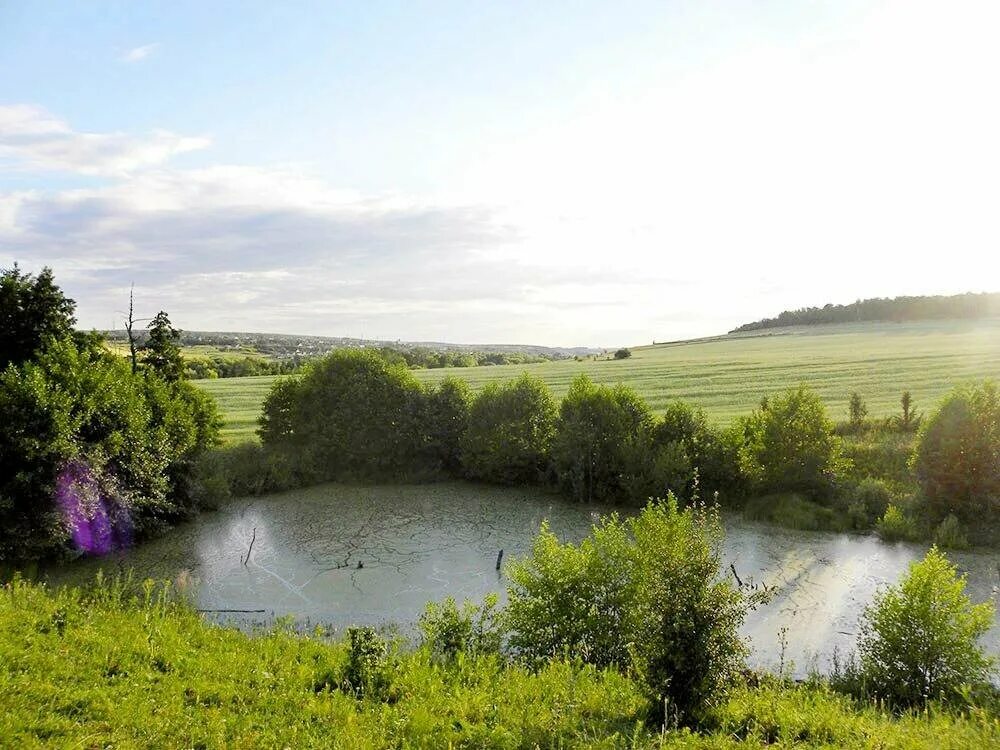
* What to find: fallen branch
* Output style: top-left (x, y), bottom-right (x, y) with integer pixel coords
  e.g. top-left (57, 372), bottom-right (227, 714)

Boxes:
top-left (196, 608), bottom-right (266, 613)
top-left (730, 563), bottom-right (744, 588)
top-left (242, 527), bottom-right (256, 566)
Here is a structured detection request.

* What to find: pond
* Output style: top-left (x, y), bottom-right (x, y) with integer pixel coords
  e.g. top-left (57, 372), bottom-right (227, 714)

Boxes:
top-left (42, 481), bottom-right (1000, 675)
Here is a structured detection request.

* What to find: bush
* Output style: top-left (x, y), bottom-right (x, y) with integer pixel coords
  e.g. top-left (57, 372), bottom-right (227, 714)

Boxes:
top-left (737, 385), bottom-right (844, 497)
top-left (342, 627), bottom-right (392, 700)
top-left (613, 348), bottom-right (632, 360)
top-left (653, 402), bottom-right (745, 502)
top-left (875, 504), bottom-right (918, 542)
top-left (418, 594), bottom-right (504, 663)
top-left (551, 375), bottom-right (656, 503)
top-left (857, 547), bottom-right (995, 706)
top-left (461, 373), bottom-right (557, 484)
top-left (743, 493), bottom-right (845, 532)
top-left (933, 514), bottom-right (971, 550)
top-left (0, 338), bottom-right (219, 561)
top-left (258, 349), bottom-right (430, 481)
top-left (912, 381), bottom-right (1000, 524)
top-left (848, 392), bottom-right (868, 432)
top-left (424, 377), bottom-right (471, 474)
top-left (506, 499), bottom-right (766, 726)
top-left (195, 443), bottom-right (297, 501)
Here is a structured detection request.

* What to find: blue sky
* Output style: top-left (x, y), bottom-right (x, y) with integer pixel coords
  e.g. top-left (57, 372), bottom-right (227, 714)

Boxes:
top-left (2, 1), bottom-right (998, 345)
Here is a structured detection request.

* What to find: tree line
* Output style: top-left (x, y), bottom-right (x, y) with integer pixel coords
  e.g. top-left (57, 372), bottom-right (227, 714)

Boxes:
top-left (202, 346), bottom-right (999, 546)
top-left (731, 291), bottom-right (1000, 333)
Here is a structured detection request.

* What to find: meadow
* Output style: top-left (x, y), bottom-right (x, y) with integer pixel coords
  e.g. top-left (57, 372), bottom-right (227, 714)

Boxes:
top-left (4, 576), bottom-right (998, 748)
top-left (197, 320), bottom-right (1000, 443)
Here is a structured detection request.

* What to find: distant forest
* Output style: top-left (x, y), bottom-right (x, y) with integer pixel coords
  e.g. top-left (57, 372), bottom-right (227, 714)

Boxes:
top-left (731, 292), bottom-right (1000, 333)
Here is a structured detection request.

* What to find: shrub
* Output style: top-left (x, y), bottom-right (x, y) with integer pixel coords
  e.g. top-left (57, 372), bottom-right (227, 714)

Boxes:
top-left (506, 499), bottom-right (766, 726)
top-left (876, 504), bottom-right (918, 542)
top-left (653, 402), bottom-right (744, 502)
top-left (852, 478), bottom-right (894, 524)
top-left (551, 375), bottom-right (656, 503)
top-left (418, 594), bottom-right (504, 662)
top-left (461, 373), bottom-right (557, 484)
top-left (912, 381), bottom-right (1000, 524)
top-left (258, 349), bottom-right (430, 481)
top-left (857, 547), bottom-right (995, 706)
top-left (737, 385), bottom-right (844, 497)
top-left (613, 348), bottom-right (632, 359)
top-left (933, 514), bottom-right (971, 550)
top-left (0, 338), bottom-right (219, 561)
top-left (743, 493), bottom-right (845, 532)
top-left (342, 627), bottom-right (392, 700)
top-left (848, 392), bottom-right (868, 431)
top-left (424, 377), bottom-right (471, 474)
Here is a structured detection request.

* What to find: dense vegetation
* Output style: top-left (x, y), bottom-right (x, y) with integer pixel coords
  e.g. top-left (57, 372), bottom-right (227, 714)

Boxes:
top-left (3, 519), bottom-right (995, 746)
top-left (731, 292), bottom-right (1000, 333)
top-left (201, 346), bottom-right (1000, 545)
top-left (0, 266), bottom-right (219, 562)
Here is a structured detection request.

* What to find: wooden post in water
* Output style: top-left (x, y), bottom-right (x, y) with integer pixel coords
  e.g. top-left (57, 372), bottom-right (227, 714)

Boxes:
top-left (495, 549), bottom-right (504, 571)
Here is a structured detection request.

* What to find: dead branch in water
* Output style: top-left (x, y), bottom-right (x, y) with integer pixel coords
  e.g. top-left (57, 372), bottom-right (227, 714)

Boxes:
top-left (242, 527), bottom-right (256, 566)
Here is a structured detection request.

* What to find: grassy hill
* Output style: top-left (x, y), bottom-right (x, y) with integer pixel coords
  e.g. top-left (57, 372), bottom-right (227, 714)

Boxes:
top-left (197, 320), bottom-right (1000, 443)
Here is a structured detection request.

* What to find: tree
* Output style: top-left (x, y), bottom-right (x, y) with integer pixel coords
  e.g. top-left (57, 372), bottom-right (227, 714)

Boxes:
top-left (900, 390), bottom-right (919, 431)
top-left (551, 375), bottom-right (655, 503)
top-left (506, 499), bottom-right (766, 726)
top-left (738, 385), bottom-right (844, 496)
top-left (425, 377), bottom-right (471, 474)
top-left (912, 381), bottom-right (1000, 523)
top-left (144, 311), bottom-right (184, 382)
top-left (614, 348), bottom-right (632, 360)
top-left (857, 547), bottom-right (994, 706)
top-left (0, 264), bottom-right (76, 370)
top-left (462, 373), bottom-right (557, 484)
top-left (259, 349), bottom-right (429, 481)
top-left (848, 392), bottom-right (868, 430)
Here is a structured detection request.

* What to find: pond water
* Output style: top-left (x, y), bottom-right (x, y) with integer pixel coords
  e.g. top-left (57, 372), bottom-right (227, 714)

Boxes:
top-left (43, 481), bottom-right (1000, 675)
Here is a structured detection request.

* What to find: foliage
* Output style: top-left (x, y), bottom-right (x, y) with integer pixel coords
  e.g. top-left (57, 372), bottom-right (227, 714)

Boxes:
top-left (506, 499), bottom-right (766, 726)
top-left (258, 349), bottom-right (430, 481)
top-left (654, 402), bottom-right (745, 502)
top-left (143, 311), bottom-right (185, 382)
top-left (856, 547), bottom-right (995, 706)
top-left (461, 373), bottom-right (557, 484)
top-left (424, 377), bottom-right (471, 474)
top-left (342, 627), bottom-right (392, 700)
top-left (876, 504), bottom-right (919, 542)
top-left (614, 348), bottom-right (632, 359)
top-left (743, 493), bottom-right (847, 532)
top-left (418, 594), bottom-right (504, 662)
top-left (0, 264), bottom-right (76, 370)
top-left (551, 375), bottom-right (656, 502)
top-left (3, 576), bottom-right (999, 747)
top-left (737, 386), bottom-right (844, 497)
top-left (848, 392), bottom-right (868, 431)
top-left (912, 381), bottom-right (1000, 524)
top-left (731, 291), bottom-right (1000, 333)
top-left (933, 514), bottom-right (971, 550)
top-left (0, 338), bottom-right (219, 561)
top-left (900, 390), bottom-right (921, 431)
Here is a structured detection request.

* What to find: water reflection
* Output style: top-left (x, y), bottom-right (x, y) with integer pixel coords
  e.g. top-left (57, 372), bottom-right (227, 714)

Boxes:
top-left (43, 481), bottom-right (1000, 674)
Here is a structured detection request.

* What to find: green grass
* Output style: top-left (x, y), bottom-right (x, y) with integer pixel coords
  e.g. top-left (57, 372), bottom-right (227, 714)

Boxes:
top-left (3, 577), bottom-right (997, 748)
top-left (195, 320), bottom-right (1000, 443)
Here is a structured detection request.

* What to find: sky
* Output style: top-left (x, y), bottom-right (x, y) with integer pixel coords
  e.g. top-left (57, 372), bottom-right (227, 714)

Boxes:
top-left (2, 0), bottom-right (999, 347)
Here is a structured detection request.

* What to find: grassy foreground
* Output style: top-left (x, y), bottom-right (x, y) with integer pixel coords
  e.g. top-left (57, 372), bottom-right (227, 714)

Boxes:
top-left (197, 321), bottom-right (1000, 443)
top-left (2, 578), bottom-right (998, 748)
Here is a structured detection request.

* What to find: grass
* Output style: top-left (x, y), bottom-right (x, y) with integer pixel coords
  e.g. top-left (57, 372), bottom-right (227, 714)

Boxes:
top-left (195, 320), bottom-right (1000, 443)
top-left (3, 576), bottom-right (997, 748)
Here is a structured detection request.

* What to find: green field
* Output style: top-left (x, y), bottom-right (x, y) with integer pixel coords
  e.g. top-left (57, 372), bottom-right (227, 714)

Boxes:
top-left (197, 320), bottom-right (1000, 443)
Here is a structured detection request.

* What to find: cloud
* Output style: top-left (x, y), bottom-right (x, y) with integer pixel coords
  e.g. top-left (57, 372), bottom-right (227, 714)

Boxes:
top-left (120, 43), bottom-right (160, 63)
top-left (0, 105), bottom-right (209, 176)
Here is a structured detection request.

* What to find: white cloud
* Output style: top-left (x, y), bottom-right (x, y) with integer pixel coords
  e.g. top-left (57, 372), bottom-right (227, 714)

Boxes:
top-left (0, 105), bottom-right (209, 176)
top-left (120, 43), bottom-right (160, 63)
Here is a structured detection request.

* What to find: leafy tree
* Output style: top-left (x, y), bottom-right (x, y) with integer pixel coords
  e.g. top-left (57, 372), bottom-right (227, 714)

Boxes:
top-left (506, 499), bottom-right (766, 726)
top-left (737, 385), bottom-right (843, 496)
top-left (425, 377), bottom-right (471, 474)
top-left (461, 374), bottom-right (556, 484)
top-left (551, 375), bottom-right (655, 502)
top-left (912, 381), bottom-right (1000, 523)
top-left (0, 339), bottom-right (219, 561)
top-left (144, 311), bottom-right (184, 382)
top-left (848, 392), bottom-right (868, 430)
top-left (259, 349), bottom-right (429, 481)
top-left (0, 264), bottom-right (76, 370)
top-left (900, 390), bottom-right (919, 431)
top-left (613, 348), bottom-right (632, 360)
top-left (857, 547), bottom-right (994, 706)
